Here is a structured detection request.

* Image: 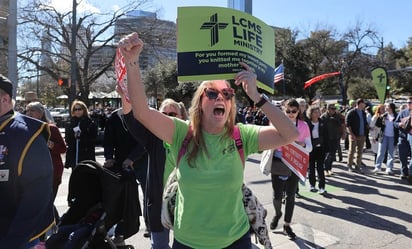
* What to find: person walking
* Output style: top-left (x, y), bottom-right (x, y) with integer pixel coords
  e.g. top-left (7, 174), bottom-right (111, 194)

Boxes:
top-left (369, 104), bottom-right (385, 163)
top-left (25, 101), bottom-right (67, 221)
top-left (394, 97), bottom-right (412, 181)
top-left (306, 105), bottom-right (327, 194)
top-left (345, 98), bottom-right (368, 173)
top-left (268, 98), bottom-right (312, 240)
top-left (64, 100), bottom-right (97, 169)
top-left (103, 107), bottom-right (149, 244)
top-left (372, 103), bottom-right (398, 175)
top-left (321, 103), bottom-right (345, 176)
top-left (119, 90), bottom-right (189, 249)
top-left (117, 32), bottom-right (299, 248)
top-left (0, 75), bottom-right (55, 249)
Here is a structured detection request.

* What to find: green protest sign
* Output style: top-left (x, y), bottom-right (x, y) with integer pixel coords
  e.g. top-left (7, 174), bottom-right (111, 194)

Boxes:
top-left (371, 67), bottom-right (388, 104)
top-left (177, 6), bottom-right (275, 93)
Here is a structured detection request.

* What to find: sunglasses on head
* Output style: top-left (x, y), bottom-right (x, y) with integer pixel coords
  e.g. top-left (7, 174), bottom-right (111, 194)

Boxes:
top-left (285, 109), bottom-right (298, 114)
top-left (204, 88), bottom-right (235, 100)
top-left (162, 111), bottom-right (178, 117)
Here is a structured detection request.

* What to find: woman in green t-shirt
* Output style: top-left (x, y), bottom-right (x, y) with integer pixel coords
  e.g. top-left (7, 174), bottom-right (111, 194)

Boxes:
top-left (118, 32), bottom-right (299, 249)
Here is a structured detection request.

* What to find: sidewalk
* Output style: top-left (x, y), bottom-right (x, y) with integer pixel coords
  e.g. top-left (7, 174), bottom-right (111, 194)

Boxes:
top-left (55, 147), bottom-right (412, 248)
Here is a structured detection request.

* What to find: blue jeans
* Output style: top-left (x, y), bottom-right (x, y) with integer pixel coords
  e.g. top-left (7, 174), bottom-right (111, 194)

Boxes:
top-left (172, 231), bottom-right (251, 249)
top-left (151, 229), bottom-right (171, 249)
top-left (398, 138), bottom-right (411, 176)
top-left (407, 134), bottom-right (412, 175)
top-left (375, 135), bottom-right (395, 170)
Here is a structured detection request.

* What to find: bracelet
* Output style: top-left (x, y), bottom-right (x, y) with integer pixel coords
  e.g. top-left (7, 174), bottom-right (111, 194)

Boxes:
top-left (129, 61), bottom-right (139, 66)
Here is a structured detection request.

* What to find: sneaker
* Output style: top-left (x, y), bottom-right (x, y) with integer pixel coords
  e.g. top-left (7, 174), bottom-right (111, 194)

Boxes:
top-left (385, 169), bottom-right (394, 175)
top-left (270, 213), bottom-right (282, 230)
top-left (372, 168), bottom-right (380, 174)
top-left (310, 186), bottom-right (317, 192)
top-left (283, 225), bottom-right (296, 240)
top-left (319, 188), bottom-right (326, 195)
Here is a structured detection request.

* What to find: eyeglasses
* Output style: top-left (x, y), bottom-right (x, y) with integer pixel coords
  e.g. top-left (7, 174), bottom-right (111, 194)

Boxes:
top-left (285, 110), bottom-right (298, 114)
top-left (74, 108), bottom-right (82, 111)
top-left (162, 111), bottom-right (178, 117)
top-left (204, 88), bottom-right (235, 100)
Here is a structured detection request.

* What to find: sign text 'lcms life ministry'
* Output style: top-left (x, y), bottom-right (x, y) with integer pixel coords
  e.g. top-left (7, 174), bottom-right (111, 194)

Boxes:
top-left (177, 6), bottom-right (275, 93)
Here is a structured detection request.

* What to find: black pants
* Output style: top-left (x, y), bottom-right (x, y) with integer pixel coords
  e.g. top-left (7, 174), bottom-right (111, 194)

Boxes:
top-left (324, 138), bottom-right (338, 171)
top-left (271, 173), bottom-right (299, 223)
top-left (309, 146), bottom-right (325, 189)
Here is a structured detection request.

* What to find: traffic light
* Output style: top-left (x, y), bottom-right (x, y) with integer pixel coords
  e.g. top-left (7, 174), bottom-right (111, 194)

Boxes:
top-left (58, 78), bottom-right (69, 87)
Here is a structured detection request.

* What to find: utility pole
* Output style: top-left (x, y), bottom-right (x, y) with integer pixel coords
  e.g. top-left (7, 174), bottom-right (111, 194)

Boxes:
top-left (380, 37), bottom-right (384, 65)
top-left (8, 0), bottom-right (17, 98)
top-left (69, 0), bottom-right (77, 109)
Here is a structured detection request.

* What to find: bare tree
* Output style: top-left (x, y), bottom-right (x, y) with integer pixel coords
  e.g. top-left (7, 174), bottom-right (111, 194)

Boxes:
top-left (17, 0), bottom-right (150, 105)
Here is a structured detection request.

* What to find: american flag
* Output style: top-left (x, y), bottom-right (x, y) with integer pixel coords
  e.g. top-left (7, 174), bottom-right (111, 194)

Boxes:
top-left (274, 63), bottom-right (284, 84)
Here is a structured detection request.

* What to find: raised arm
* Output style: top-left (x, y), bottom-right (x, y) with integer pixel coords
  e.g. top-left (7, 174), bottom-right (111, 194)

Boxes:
top-left (234, 62), bottom-right (298, 151)
top-left (118, 32), bottom-right (175, 144)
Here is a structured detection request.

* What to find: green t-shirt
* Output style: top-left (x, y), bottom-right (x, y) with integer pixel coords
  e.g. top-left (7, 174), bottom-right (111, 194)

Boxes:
top-left (163, 142), bottom-right (175, 185)
top-left (170, 119), bottom-right (259, 248)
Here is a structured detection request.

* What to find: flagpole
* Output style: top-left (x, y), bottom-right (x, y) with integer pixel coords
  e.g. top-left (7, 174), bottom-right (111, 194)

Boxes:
top-left (281, 60), bottom-right (285, 98)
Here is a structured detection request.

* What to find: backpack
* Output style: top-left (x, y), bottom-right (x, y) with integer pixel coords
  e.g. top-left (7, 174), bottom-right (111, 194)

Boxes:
top-left (161, 125), bottom-right (272, 249)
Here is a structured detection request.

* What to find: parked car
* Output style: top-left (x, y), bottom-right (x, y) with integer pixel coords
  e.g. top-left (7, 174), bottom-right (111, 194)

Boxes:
top-left (51, 108), bottom-right (70, 127)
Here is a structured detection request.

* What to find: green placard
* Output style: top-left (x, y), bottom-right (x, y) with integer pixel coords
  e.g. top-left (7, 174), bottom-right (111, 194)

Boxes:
top-left (371, 67), bottom-right (388, 104)
top-left (177, 6), bottom-right (275, 93)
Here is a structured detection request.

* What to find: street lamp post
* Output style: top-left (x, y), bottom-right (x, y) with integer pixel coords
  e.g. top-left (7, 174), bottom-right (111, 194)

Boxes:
top-left (69, 0), bottom-right (77, 109)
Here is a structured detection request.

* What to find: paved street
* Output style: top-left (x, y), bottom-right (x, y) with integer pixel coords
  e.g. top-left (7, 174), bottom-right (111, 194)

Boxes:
top-left (55, 146), bottom-right (412, 248)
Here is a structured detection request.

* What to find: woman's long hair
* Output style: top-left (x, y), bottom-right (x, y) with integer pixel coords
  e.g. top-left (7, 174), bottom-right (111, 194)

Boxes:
top-left (70, 100), bottom-right (89, 118)
top-left (186, 80), bottom-right (236, 167)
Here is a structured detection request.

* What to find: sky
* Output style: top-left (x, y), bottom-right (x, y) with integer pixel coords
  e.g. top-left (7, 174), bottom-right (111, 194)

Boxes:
top-left (49, 0), bottom-right (411, 49)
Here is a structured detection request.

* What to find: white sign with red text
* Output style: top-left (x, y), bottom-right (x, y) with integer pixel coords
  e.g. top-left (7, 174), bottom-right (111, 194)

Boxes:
top-left (281, 142), bottom-right (309, 182)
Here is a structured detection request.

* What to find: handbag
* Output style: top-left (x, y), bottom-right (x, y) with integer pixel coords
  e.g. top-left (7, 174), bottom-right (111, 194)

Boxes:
top-left (259, 149), bottom-right (273, 175)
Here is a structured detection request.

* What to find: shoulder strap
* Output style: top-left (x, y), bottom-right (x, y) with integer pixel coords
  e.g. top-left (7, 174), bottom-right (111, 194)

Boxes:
top-left (177, 125), bottom-right (193, 166)
top-left (177, 125), bottom-right (244, 167)
top-left (232, 126), bottom-right (244, 165)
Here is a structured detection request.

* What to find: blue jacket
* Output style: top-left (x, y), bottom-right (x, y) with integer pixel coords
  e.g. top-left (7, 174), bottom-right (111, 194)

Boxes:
top-left (394, 108), bottom-right (410, 140)
top-left (0, 112), bottom-right (55, 249)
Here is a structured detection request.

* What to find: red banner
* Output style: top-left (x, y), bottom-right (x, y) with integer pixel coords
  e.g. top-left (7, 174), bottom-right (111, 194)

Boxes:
top-left (304, 72), bottom-right (341, 89)
top-left (281, 143), bottom-right (309, 182)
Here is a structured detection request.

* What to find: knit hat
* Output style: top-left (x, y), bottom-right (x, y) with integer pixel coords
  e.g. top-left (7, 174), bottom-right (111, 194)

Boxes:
top-left (0, 74), bottom-right (13, 97)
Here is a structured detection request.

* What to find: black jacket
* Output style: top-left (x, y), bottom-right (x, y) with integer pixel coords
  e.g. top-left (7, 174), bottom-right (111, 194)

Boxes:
top-left (103, 109), bottom-right (147, 169)
top-left (306, 118), bottom-right (329, 151)
top-left (345, 108), bottom-right (368, 136)
top-left (123, 111), bottom-right (168, 232)
top-left (65, 116), bottom-right (97, 168)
